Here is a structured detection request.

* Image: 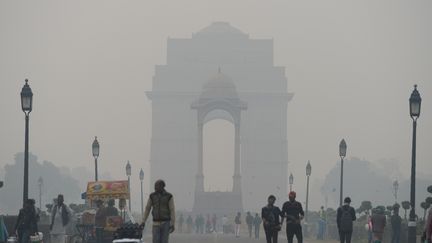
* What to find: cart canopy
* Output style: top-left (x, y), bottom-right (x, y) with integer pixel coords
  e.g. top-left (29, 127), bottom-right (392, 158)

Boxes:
top-left (86, 180), bottom-right (129, 200)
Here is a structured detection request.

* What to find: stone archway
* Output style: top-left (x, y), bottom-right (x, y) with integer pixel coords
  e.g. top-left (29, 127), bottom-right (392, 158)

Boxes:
top-left (191, 70), bottom-right (247, 214)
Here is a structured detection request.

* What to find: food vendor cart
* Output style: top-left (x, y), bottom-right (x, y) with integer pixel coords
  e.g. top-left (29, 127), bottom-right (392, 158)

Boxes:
top-left (77, 180), bottom-right (131, 243)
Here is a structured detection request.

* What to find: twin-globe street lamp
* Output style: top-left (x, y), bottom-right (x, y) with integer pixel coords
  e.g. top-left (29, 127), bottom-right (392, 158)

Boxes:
top-left (305, 161), bottom-right (312, 222)
top-left (339, 139), bottom-right (347, 207)
top-left (289, 173), bottom-right (294, 192)
top-left (21, 79), bottom-right (33, 204)
top-left (139, 169), bottom-right (144, 218)
top-left (92, 136), bottom-right (100, 181)
top-left (408, 85), bottom-right (421, 243)
top-left (126, 161), bottom-right (132, 211)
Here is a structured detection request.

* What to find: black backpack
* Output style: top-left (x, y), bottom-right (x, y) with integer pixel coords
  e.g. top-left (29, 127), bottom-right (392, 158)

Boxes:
top-left (340, 207), bottom-right (353, 232)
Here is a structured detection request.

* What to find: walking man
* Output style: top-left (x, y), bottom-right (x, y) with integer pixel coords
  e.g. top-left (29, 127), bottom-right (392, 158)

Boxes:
top-left (246, 212), bottom-right (254, 238)
top-left (262, 195), bottom-right (282, 243)
top-left (186, 215), bottom-right (193, 234)
top-left (371, 207), bottom-right (386, 243)
top-left (141, 180), bottom-right (176, 243)
top-left (50, 194), bottom-right (71, 243)
top-left (234, 212), bottom-right (241, 237)
top-left (336, 197), bottom-right (356, 243)
top-left (282, 191), bottom-right (304, 243)
top-left (14, 199), bottom-right (38, 243)
top-left (253, 213), bottom-right (262, 239)
top-left (178, 214), bottom-right (184, 233)
top-left (391, 207), bottom-right (401, 243)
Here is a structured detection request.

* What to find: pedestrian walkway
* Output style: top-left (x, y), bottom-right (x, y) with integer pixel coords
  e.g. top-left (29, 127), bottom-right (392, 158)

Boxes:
top-left (144, 233), bottom-right (339, 243)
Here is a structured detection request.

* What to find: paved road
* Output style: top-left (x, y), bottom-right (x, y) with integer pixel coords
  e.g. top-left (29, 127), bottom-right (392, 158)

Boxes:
top-left (143, 233), bottom-right (339, 243)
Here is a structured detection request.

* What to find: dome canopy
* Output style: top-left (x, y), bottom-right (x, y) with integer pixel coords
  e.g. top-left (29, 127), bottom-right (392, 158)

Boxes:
top-left (200, 70), bottom-right (238, 100)
top-left (195, 22), bottom-right (248, 38)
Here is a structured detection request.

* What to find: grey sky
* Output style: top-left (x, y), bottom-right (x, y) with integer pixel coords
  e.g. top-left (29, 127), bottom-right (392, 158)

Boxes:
top-left (1, 1), bottom-right (431, 211)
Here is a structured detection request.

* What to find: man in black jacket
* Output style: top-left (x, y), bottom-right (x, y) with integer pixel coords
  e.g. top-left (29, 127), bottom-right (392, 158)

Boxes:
top-left (282, 191), bottom-right (304, 243)
top-left (141, 180), bottom-right (176, 243)
top-left (337, 197), bottom-right (356, 243)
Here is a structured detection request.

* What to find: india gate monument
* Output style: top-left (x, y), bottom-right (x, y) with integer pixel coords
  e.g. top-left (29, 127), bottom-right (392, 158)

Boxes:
top-left (147, 22), bottom-right (293, 214)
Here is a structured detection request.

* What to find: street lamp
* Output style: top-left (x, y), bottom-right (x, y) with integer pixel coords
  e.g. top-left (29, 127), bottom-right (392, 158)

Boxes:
top-left (37, 176), bottom-right (43, 210)
top-left (289, 173), bottom-right (294, 192)
top-left (393, 180), bottom-right (399, 203)
top-left (20, 79), bottom-right (33, 204)
top-left (92, 136), bottom-right (100, 181)
top-left (139, 169), bottom-right (144, 218)
top-left (305, 161), bottom-right (312, 222)
top-left (126, 161), bottom-right (132, 210)
top-left (408, 84), bottom-right (421, 243)
top-left (339, 139), bottom-right (347, 206)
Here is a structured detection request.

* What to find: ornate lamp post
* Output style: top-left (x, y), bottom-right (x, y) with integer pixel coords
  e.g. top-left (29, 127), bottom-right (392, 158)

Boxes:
top-left (305, 161), bottom-right (312, 222)
top-left (21, 79), bottom-right (33, 204)
top-left (339, 139), bottom-right (347, 206)
top-left (38, 176), bottom-right (43, 210)
top-left (126, 161), bottom-right (132, 210)
top-left (408, 84), bottom-right (421, 243)
top-left (393, 180), bottom-right (399, 203)
top-left (289, 173), bottom-right (294, 192)
top-left (139, 169), bottom-right (144, 218)
top-left (92, 136), bottom-right (100, 181)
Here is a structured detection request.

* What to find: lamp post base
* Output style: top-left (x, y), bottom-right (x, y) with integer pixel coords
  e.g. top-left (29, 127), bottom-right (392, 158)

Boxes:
top-left (408, 222), bottom-right (417, 243)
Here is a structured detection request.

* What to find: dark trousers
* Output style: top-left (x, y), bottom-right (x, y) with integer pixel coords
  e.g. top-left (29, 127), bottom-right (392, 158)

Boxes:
top-left (17, 229), bottom-right (31, 243)
top-left (264, 229), bottom-right (278, 243)
top-left (255, 225), bottom-right (260, 239)
top-left (391, 230), bottom-right (400, 243)
top-left (248, 224), bottom-right (253, 238)
top-left (339, 231), bottom-right (353, 243)
top-left (286, 224), bottom-right (303, 243)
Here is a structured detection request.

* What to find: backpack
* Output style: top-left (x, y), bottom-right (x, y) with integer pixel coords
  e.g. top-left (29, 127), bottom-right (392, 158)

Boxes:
top-left (340, 207), bottom-right (353, 232)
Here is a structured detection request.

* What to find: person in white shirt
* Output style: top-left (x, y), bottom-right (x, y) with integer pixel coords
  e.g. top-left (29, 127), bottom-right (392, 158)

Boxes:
top-left (50, 195), bottom-right (71, 243)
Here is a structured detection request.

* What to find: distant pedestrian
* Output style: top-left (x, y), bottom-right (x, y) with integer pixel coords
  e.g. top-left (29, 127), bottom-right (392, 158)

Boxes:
top-left (141, 179), bottom-right (176, 243)
top-left (246, 212), bottom-right (254, 238)
top-left (317, 206), bottom-right (326, 240)
top-left (206, 214), bottom-right (212, 233)
top-left (212, 214), bottom-right (217, 232)
top-left (282, 191), bottom-right (304, 243)
top-left (186, 215), bottom-right (193, 234)
top-left (195, 215), bottom-right (200, 234)
top-left (50, 194), bottom-right (72, 243)
top-left (178, 213), bottom-right (184, 233)
top-left (336, 197), bottom-right (356, 243)
top-left (222, 215), bottom-right (229, 234)
top-left (262, 195), bottom-right (282, 243)
top-left (14, 199), bottom-right (38, 243)
top-left (253, 213), bottom-right (262, 239)
top-left (371, 207), bottom-right (386, 243)
top-left (366, 211), bottom-right (372, 243)
top-left (390, 207), bottom-right (401, 243)
top-left (234, 212), bottom-right (241, 237)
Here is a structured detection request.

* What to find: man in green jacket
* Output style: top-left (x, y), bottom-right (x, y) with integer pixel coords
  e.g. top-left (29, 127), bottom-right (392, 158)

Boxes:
top-left (141, 180), bottom-right (176, 243)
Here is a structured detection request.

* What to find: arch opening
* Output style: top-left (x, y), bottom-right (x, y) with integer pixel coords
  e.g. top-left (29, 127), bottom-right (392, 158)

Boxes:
top-left (203, 119), bottom-right (234, 192)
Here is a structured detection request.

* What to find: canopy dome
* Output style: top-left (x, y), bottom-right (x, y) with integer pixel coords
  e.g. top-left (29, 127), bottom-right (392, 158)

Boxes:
top-left (200, 70), bottom-right (239, 100)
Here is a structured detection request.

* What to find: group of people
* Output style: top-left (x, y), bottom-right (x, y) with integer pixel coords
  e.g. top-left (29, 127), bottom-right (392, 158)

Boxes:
top-left (14, 194), bottom-right (72, 243)
top-left (10, 178), bottom-right (432, 243)
top-left (175, 212), bottom-right (262, 237)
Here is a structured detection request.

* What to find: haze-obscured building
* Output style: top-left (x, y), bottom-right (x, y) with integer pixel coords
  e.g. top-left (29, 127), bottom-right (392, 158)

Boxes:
top-left (147, 22), bottom-right (293, 213)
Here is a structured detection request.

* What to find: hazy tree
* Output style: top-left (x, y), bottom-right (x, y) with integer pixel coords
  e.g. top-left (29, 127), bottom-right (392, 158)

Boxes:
top-left (426, 197), bottom-right (432, 205)
top-left (401, 201), bottom-right (411, 220)
top-left (361, 201), bottom-right (373, 215)
top-left (427, 185), bottom-right (432, 194)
